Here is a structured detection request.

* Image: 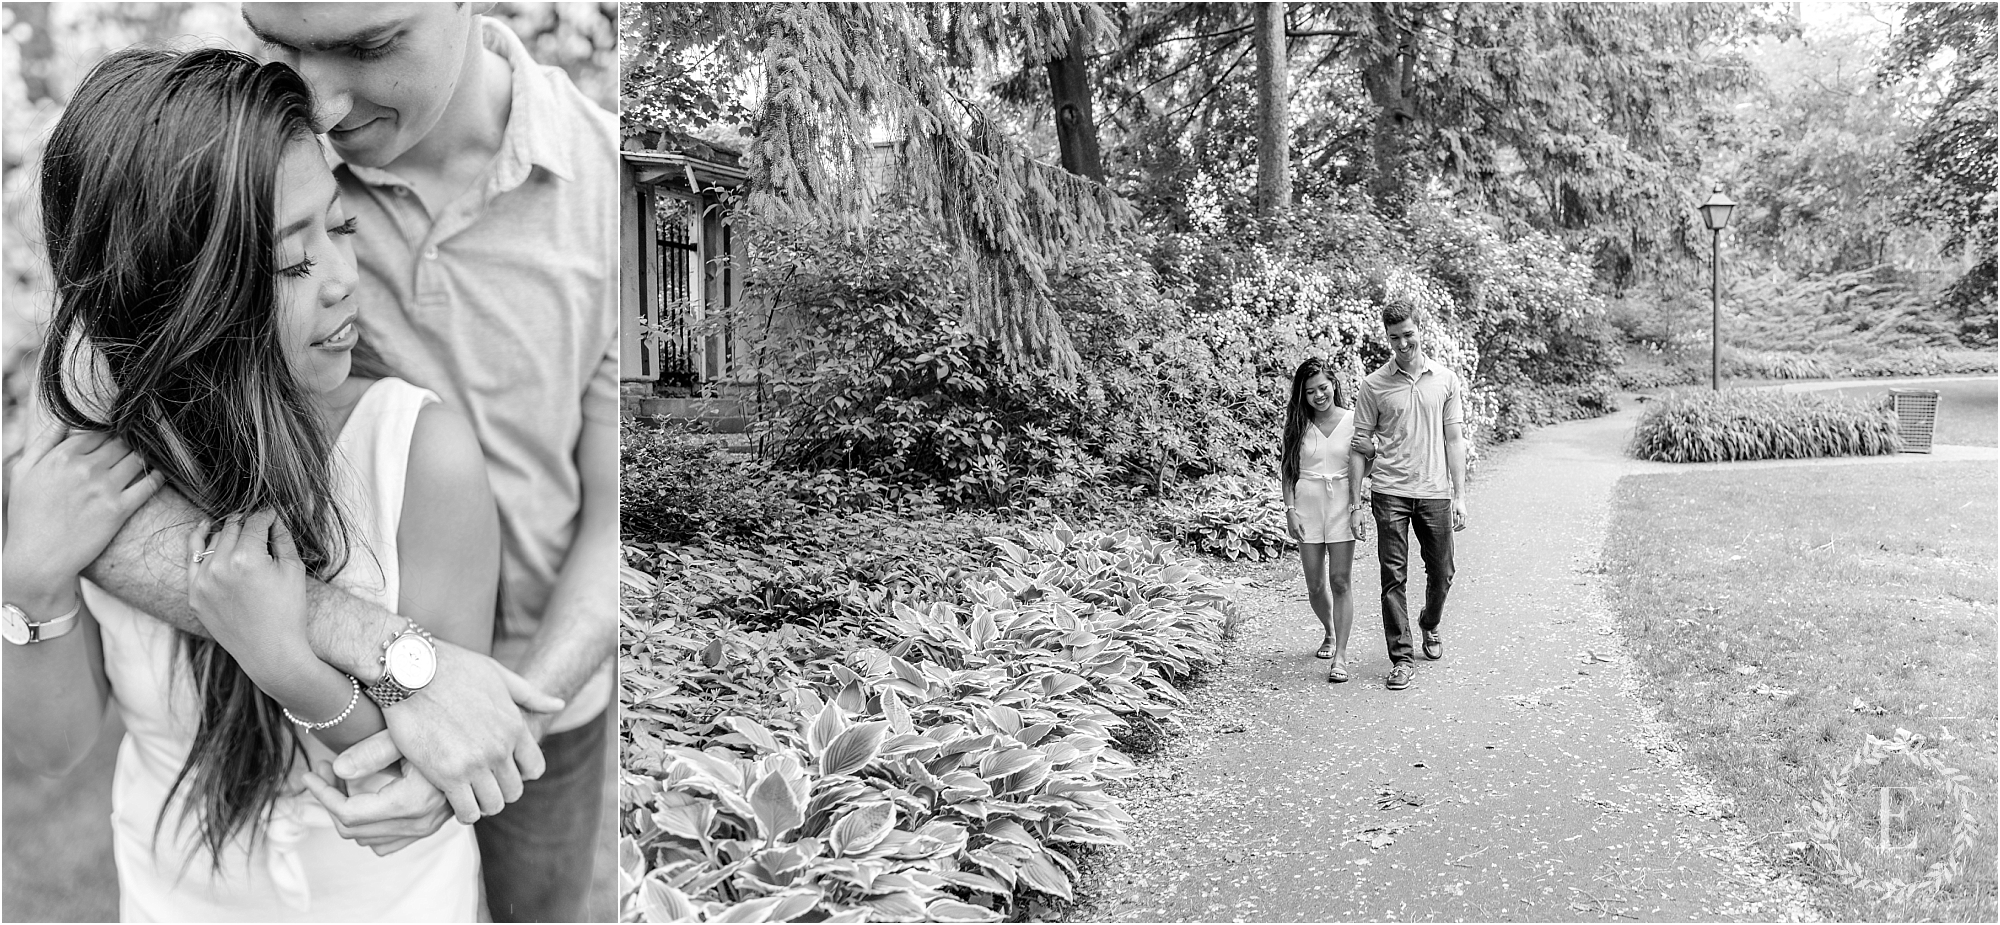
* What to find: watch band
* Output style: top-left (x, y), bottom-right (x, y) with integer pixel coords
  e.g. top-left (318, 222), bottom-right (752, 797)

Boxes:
top-left (2, 600), bottom-right (82, 645)
top-left (362, 677), bottom-right (417, 708)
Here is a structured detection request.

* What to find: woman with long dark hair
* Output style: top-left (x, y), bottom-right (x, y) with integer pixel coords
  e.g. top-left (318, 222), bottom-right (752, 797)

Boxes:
top-left (3, 48), bottom-right (494, 919)
top-left (1279, 357), bottom-right (1369, 683)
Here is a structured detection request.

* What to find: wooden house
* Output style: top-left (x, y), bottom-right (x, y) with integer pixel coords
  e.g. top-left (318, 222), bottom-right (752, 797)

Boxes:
top-left (619, 131), bottom-right (752, 418)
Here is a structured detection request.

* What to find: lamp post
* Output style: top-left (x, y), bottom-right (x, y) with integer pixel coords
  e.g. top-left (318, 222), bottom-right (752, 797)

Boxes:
top-left (1698, 186), bottom-right (1737, 391)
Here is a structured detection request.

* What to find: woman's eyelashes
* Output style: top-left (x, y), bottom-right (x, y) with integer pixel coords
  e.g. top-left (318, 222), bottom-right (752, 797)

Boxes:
top-left (350, 36), bottom-right (398, 62)
top-left (279, 218), bottom-right (360, 278)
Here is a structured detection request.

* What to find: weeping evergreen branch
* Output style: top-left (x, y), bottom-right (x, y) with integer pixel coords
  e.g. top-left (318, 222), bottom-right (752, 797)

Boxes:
top-left (632, 2), bottom-right (1135, 376)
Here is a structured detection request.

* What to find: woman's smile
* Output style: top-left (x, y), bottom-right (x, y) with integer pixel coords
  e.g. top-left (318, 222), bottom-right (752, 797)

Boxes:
top-left (312, 316), bottom-right (358, 351)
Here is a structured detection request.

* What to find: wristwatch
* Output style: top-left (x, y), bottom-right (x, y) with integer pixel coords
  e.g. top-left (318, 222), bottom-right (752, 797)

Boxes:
top-left (2, 599), bottom-right (80, 645)
top-left (362, 619), bottom-right (437, 707)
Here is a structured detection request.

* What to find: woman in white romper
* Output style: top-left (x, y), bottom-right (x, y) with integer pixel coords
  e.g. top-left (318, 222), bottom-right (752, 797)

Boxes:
top-left (1279, 357), bottom-right (1371, 683)
top-left (3, 49), bottom-right (492, 921)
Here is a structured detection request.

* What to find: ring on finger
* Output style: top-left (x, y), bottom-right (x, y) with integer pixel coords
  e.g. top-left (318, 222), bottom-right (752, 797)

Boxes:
top-left (193, 548), bottom-right (217, 564)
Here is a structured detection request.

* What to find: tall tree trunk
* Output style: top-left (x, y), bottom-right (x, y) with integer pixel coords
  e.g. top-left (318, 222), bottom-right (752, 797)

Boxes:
top-left (1254, 1), bottom-right (1291, 220)
top-left (1046, 29), bottom-right (1105, 182)
top-left (1361, 3), bottom-right (1419, 215)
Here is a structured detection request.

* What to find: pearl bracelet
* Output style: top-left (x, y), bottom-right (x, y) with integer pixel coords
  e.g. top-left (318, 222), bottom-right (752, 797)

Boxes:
top-left (283, 674), bottom-right (360, 731)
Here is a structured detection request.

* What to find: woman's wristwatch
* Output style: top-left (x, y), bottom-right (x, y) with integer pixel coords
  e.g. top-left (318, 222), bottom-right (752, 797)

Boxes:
top-left (362, 619), bottom-right (438, 707)
top-left (1, 600), bottom-right (80, 645)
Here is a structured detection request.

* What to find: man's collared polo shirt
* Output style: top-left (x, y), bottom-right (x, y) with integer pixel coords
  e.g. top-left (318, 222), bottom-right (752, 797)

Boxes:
top-left (336, 18), bottom-right (617, 730)
top-left (1352, 357), bottom-right (1464, 500)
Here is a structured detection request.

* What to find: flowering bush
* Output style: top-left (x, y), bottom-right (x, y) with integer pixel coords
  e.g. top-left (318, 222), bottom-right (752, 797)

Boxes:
top-left (731, 190), bottom-right (1618, 511)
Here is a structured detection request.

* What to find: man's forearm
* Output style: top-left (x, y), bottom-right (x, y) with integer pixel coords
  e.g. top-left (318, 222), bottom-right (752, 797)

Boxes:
top-left (1446, 438), bottom-right (1467, 498)
top-left (83, 487), bottom-right (207, 635)
top-left (305, 581), bottom-right (408, 683)
top-left (515, 524), bottom-right (616, 706)
top-left (85, 487), bottom-right (403, 679)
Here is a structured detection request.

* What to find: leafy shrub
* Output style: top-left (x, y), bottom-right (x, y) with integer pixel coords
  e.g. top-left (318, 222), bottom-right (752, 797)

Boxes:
top-left (1724, 349), bottom-right (1841, 381)
top-left (1478, 381), bottom-right (1618, 443)
top-left (1405, 201), bottom-right (1622, 389)
top-left (737, 192), bottom-right (1622, 512)
top-left (768, 468), bottom-right (946, 515)
top-left (619, 525), bottom-right (1234, 922)
top-left (745, 206), bottom-right (1268, 507)
top-left (1618, 346), bottom-right (1997, 388)
top-left (1628, 388), bottom-right (1902, 463)
top-left (621, 419), bottom-right (801, 544)
top-left (1841, 347), bottom-right (1997, 378)
top-left (1152, 476), bottom-right (1292, 561)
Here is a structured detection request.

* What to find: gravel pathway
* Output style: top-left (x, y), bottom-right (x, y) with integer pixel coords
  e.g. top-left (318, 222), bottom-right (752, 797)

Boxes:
top-left (1062, 401), bottom-right (1829, 923)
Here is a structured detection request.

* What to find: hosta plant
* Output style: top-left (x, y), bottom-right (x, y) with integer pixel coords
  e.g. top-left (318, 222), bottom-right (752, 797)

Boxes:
top-left (620, 524), bottom-right (1235, 922)
top-left (1153, 476), bottom-right (1293, 561)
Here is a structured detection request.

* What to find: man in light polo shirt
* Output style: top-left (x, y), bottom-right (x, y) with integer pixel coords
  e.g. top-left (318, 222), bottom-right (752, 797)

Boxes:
top-left (68, 8), bottom-right (610, 917)
top-left (1351, 298), bottom-right (1469, 692)
top-left (240, 4), bottom-right (617, 920)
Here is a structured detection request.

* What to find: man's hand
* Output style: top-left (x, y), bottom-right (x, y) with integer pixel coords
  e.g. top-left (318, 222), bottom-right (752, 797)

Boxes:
top-left (303, 748), bottom-right (452, 856)
top-left (1451, 498), bottom-right (1468, 533)
top-left (353, 641), bottom-right (564, 824)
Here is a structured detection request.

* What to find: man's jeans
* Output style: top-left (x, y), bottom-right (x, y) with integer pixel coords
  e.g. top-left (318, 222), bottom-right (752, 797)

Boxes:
top-left (475, 707), bottom-right (611, 922)
top-left (1372, 493), bottom-right (1456, 664)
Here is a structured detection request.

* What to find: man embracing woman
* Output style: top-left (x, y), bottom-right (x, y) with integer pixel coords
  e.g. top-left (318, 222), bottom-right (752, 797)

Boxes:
top-left (1279, 296), bottom-right (1470, 691)
top-left (4, 4), bottom-right (616, 920)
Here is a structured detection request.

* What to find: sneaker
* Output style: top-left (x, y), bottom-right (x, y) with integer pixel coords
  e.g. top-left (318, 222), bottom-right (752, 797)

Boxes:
top-left (1422, 630), bottom-right (1443, 660)
top-left (1386, 662), bottom-right (1415, 690)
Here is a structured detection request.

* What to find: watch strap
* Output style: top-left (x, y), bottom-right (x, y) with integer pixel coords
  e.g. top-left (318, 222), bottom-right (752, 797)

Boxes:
top-left (4, 599), bottom-right (81, 645)
top-left (362, 677), bottom-right (416, 708)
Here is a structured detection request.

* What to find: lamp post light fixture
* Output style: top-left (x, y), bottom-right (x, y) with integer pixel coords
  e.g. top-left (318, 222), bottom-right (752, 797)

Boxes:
top-left (1699, 185), bottom-right (1737, 391)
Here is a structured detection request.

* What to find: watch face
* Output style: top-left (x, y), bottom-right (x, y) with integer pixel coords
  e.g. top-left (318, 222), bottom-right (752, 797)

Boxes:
top-left (385, 635), bottom-right (437, 690)
top-left (1, 606), bottom-right (29, 646)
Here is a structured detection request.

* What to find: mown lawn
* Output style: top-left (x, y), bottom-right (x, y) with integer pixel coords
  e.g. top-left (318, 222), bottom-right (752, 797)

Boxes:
top-left (1810, 377), bottom-right (1997, 448)
top-left (1604, 460), bottom-right (1997, 922)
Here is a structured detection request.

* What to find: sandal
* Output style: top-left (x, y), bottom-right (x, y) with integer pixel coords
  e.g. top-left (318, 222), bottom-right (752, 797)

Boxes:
top-left (1315, 639), bottom-right (1335, 659)
top-left (1327, 659), bottom-right (1350, 683)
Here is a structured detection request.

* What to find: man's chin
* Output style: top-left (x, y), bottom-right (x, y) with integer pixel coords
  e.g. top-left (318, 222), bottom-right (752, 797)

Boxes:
top-left (326, 130), bottom-right (402, 169)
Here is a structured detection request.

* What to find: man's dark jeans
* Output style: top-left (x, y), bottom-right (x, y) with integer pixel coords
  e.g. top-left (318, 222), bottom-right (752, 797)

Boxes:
top-left (476, 707), bottom-right (611, 922)
top-left (1371, 493), bottom-right (1455, 664)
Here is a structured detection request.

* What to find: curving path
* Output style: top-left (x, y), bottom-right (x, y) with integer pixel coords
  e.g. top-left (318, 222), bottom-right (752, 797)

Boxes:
top-left (1060, 397), bottom-right (1927, 923)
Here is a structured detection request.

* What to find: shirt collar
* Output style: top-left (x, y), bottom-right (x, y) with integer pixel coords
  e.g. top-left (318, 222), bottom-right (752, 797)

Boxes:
top-left (480, 16), bottom-right (574, 184)
top-left (1377, 357), bottom-right (1443, 381)
top-left (336, 17), bottom-right (573, 189)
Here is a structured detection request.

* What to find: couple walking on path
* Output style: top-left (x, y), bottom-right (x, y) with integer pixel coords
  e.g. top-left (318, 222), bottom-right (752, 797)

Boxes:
top-left (1282, 297), bottom-right (1469, 689)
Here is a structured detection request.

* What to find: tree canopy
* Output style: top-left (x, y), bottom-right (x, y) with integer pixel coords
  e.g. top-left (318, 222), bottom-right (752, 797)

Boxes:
top-left (1878, 1), bottom-right (1997, 328)
top-left (622, 3), bottom-right (1132, 374)
top-left (622, 1), bottom-right (1995, 364)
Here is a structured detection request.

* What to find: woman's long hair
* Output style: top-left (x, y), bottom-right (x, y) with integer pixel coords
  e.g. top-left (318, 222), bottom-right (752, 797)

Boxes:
top-left (1279, 357), bottom-right (1351, 485)
top-left (38, 47), bottom-right (348, 865)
